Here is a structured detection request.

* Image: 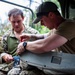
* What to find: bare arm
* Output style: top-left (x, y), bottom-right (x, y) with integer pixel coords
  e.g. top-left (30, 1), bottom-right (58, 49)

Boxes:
top-left (31, 33), bottom-right (49, 39)
top-left (20, 33), bottom-right (49, 41)
top-left (26, 33), bottom-right (67, 53)
top-left (17, 33), bottom-right (68, 54)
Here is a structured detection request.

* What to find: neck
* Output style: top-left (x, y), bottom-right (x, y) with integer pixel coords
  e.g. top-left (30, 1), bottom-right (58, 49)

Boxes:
top-left (14, 24), bottom-right (25, 34)
top-left (55, 17), bottom-right (65, 29)
top-left (14, 25), bottom-right (25, 40)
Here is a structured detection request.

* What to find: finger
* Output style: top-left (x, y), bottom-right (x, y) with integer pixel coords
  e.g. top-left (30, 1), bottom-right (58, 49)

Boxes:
top-left (16, 48), bottom-right (22, 54)
top-left (6, 56), bottom-right (13, 63)
top-left (9, 55), bottom-right (13, 61)
top-left (17, 48), bottom-right (24, 55)
top-left (16, 50), bottom-right (21, 55)
top-left (16, 49), bottom-right (20, 54)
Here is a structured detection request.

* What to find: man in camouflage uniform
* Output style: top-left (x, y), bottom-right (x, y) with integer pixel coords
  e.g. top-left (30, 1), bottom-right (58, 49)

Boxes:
top-left (0, 8), bottom-right (46, 75)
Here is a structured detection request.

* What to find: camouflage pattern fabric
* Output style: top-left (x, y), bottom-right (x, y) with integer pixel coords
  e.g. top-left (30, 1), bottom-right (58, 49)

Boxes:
top-left (0, 25), bottom-right (44, 75)
top-left (7, 65), bottom-right (47, 75)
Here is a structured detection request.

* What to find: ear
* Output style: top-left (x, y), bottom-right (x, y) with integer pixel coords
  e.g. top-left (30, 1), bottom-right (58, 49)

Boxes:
top-left (22, 16), bottom-right (24, 20)
top-left (48, 12), bottom-right (55, 19)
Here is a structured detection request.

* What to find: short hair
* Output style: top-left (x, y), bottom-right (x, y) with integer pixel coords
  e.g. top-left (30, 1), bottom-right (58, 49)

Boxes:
top-left (8, 8), bottom-right (24, 17)
top-left (33, 1), bottom-right (60, 24)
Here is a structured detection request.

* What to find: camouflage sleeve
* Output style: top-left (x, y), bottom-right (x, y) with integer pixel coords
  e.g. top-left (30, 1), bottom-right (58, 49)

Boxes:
top-left (0, 37), bottom-right (3, 63)
top-left (29, 27), bottom-right (39, 34)
top-left (25, 25), bottom-right (39, 34)
top-left (2, 35), bottom-right (8, 52)
top-left (1, 30), bottom-right (11, 53)
top-left (0, 36), bottom-right (6, 63)
top-left (0, 34), bottom-right (9, 63)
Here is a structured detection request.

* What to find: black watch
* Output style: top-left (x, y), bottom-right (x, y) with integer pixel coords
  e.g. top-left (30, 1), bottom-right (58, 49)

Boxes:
top-left (23, 42), bottom-right (27, 49)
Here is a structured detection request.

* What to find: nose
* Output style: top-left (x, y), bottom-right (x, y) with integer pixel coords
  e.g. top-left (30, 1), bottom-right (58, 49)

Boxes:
top-left (15, 22), bottom-right (18, 26)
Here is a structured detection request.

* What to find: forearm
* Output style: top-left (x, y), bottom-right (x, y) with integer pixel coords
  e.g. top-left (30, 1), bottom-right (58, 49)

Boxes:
top-left (30, 33), bottom-right (48, 40)
top-left (26, 33), bottom-right (66, 53)
top-left (0, 46), bottom-right (7, 63)
top-left (26, 39), bottom-right (47, 53)
top-left (0, 55), bottom-right (2, 64)
top-left (17, 33), bottom-right (67, 54)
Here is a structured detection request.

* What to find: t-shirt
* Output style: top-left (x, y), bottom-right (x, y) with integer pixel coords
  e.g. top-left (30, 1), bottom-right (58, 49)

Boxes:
top-left (2, 25), bottom-right (39, 56)
top-left (55, 20), bottom-right (75, 54)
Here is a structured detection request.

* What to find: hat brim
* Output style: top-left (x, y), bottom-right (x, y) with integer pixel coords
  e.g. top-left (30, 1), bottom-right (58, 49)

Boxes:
top-left (33, 16), bottom-right (42, 24)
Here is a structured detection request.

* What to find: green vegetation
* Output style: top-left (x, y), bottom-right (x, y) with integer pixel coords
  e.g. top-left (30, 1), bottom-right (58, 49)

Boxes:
top-left (0, 0), bottom-right (60, 35)
top-left (29, 0), bottom-right (60, 34)
top-left (34, 24), bottom-right (50, 34)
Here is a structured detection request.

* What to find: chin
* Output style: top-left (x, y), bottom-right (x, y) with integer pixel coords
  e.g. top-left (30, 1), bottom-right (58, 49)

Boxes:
top-left (15, 29), bottom-right (20, 32)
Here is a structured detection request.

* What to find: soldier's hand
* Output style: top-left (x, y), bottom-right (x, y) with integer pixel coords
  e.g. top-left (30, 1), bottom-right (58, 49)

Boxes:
top-left (16, 42), bottom-right (25, 55)
top-left (2, 54), bottom-right (13, 63)
top-left (20, 33), bottom-right (31, 42)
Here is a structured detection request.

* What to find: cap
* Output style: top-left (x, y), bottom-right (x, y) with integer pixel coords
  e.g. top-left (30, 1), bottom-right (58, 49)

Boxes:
top-left (33, 2), bottom-right (58, 24)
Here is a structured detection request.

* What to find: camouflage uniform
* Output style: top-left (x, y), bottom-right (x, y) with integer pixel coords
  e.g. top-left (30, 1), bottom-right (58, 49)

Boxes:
top-left (0, 25), bottom-right (47, 75)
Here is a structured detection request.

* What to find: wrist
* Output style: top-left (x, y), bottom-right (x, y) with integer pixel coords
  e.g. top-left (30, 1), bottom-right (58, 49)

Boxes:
top-left (23, 42), bottom-right (27, 49)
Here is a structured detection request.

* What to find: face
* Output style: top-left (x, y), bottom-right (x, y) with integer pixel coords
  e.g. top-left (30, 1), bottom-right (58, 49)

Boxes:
top-left (9, 15), bottom-right (24, 32)
top-left (40, 13), bottom-right (56, 29)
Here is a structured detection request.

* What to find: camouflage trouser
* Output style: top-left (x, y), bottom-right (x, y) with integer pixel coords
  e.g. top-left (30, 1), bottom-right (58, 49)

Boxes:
top-left (7, 65), bottom-right (47, 75)
top-left (0, 71), bottom-right (7, 75)
top-left (0, 63), bottom-right (9, 75)
top-left (7, 60), bottom-right (47, 75)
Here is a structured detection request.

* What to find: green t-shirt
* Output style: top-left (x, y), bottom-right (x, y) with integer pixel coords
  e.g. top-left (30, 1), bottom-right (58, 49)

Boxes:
top-left (2, 25), bottom-right (39, 56)
top-left (55, 20), bottom-right (75, 54)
